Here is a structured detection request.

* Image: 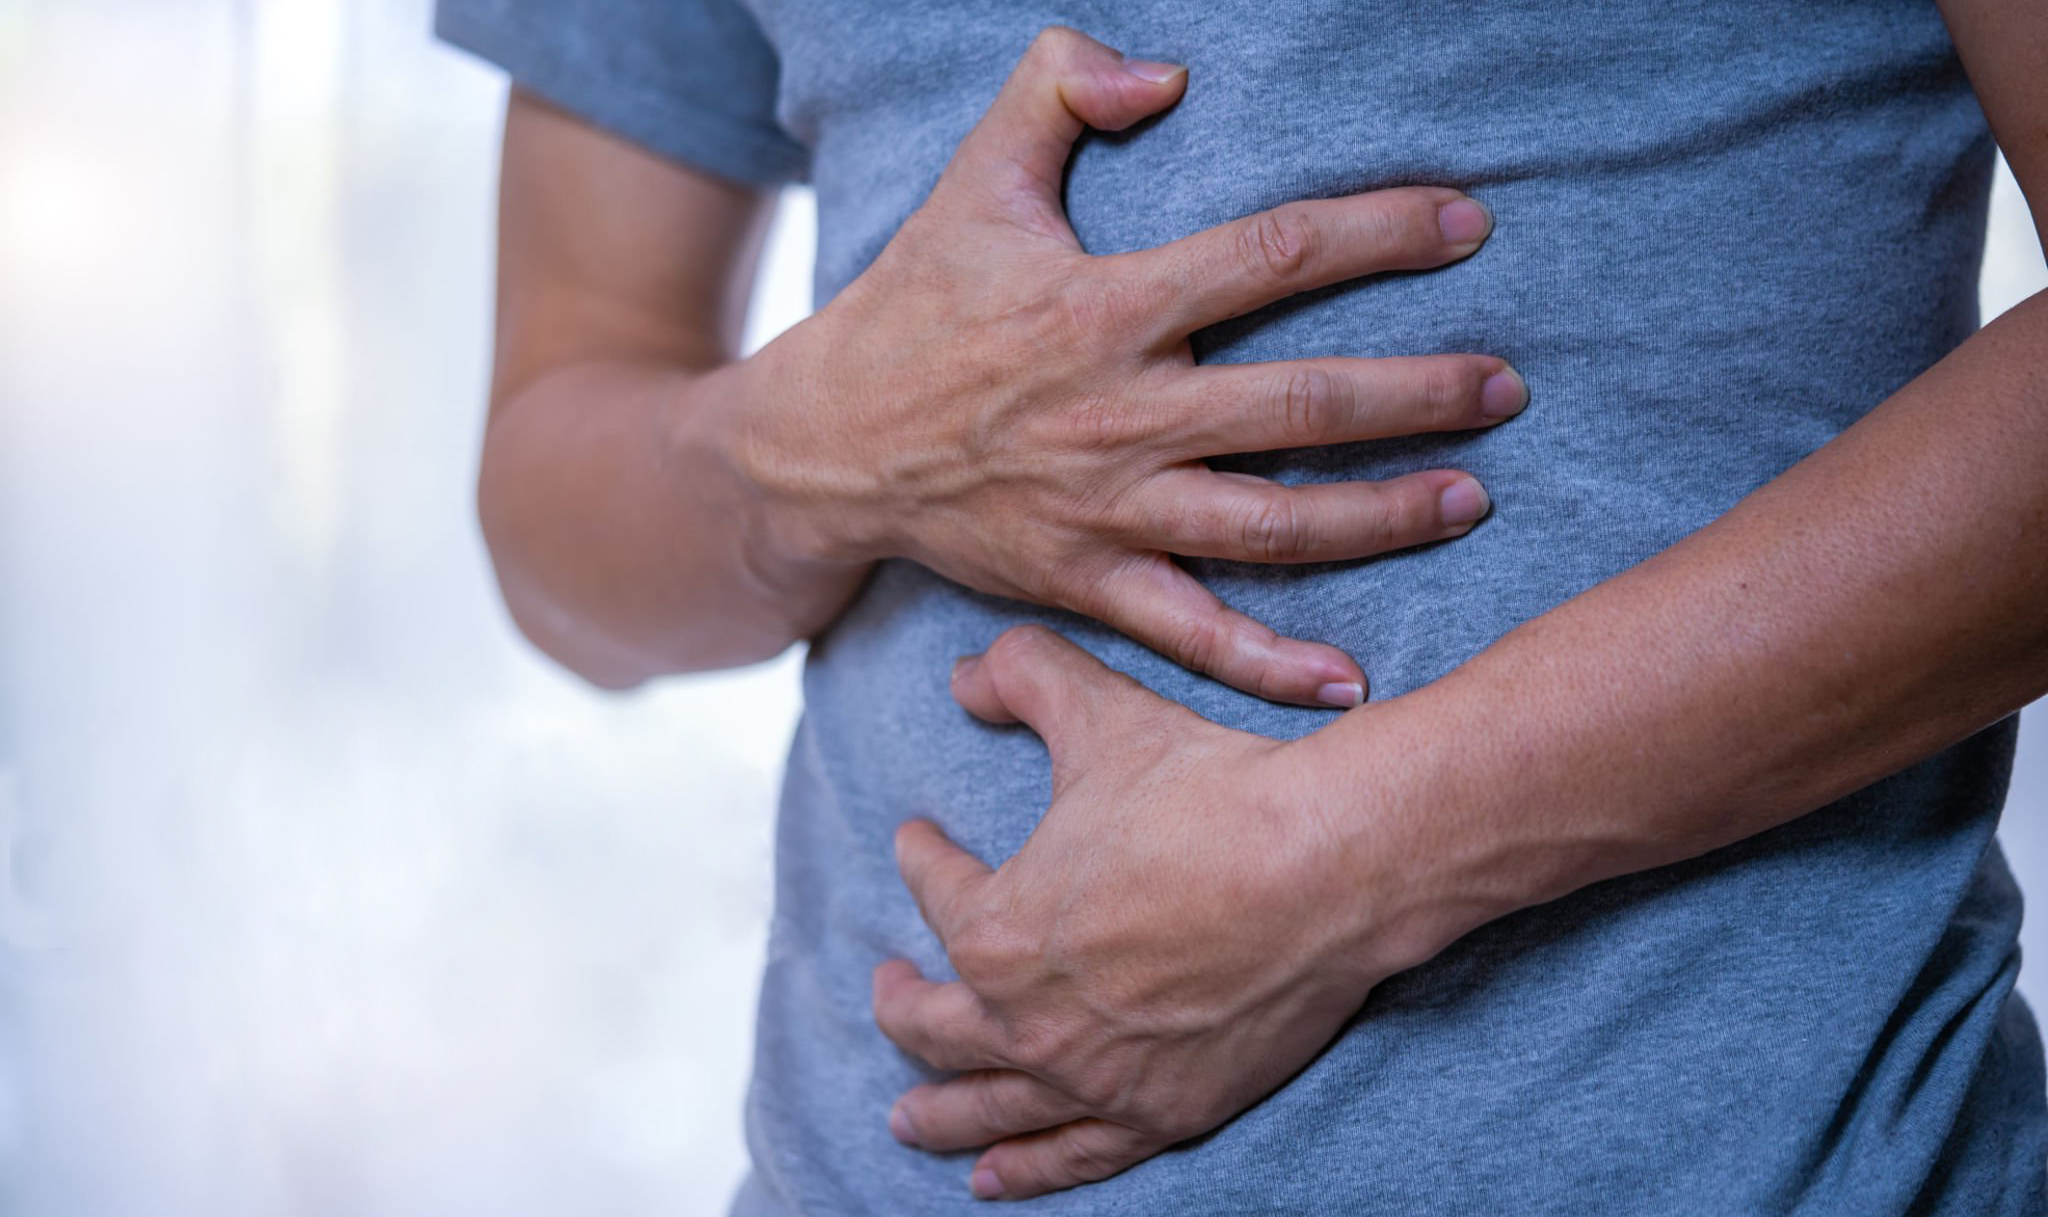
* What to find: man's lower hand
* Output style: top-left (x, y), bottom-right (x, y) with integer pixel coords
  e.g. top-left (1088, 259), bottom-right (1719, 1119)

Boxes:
top-left (871, 625), bottom-right (1451, 1200)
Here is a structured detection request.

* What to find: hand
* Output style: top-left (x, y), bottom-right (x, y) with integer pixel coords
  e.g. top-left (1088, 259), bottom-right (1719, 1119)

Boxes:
top-left (871, 626), bottom-right (1459, 1200)
top-left (733, 26), bottom-right (1524, 708)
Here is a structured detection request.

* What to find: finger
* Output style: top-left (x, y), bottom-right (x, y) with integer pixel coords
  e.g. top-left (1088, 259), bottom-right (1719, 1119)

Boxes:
top-left (939, 27), bottom-right (1187, 239)
top-left (949, 654), bottom-right (1020, 726)
top-left (1117, 187), bottom-right (1493, 339)
top-left (947, 623), bottom-right (1180, 763)
top-left (1154, 355), bottom-right (1527, 458)
top-left (890, 1070), bottom-right (1087, 1153)
top-left (968, 1120), bottom-right (1164, 1201)
top-left (1141, 465), bottom-right (1491, 564)
top-left (894, 819), bottom-right (993, 944)
top-left (1073, 554), bottom-right (1369, 709)
top-left (872, 959), bottom-right (1014, 1072)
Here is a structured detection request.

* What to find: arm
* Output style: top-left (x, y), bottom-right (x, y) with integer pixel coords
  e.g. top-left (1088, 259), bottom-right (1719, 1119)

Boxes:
top-left (1341, 0), bottom-right (2048, 966)
top-left (1353, 300), bottom-right (2048, 946)
top-left (874, 0), bottom-right (2048, 1198)
top-left (479, 89), bottom-right (863, 687)
top-left (479, 33), bottom-right (1525, 699)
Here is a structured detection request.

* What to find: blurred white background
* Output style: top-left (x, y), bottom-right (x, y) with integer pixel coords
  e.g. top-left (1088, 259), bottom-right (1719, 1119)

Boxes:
top-left (0, 1), bottom-right (2043, 1214)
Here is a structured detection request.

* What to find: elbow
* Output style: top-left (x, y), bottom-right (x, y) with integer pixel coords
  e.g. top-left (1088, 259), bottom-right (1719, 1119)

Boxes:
top-left (503, 594), bottom-right (654, 693)
top-left (487, 555), bottom-right (660, 693)
top-left (475, 462), bottom-right (656, 693)
top-left (472, 421), bottom-right (805, 685)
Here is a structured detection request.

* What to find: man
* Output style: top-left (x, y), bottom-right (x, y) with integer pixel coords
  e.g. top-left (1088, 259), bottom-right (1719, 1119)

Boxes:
top-left (438, 0), bottom-right (2048, 1211)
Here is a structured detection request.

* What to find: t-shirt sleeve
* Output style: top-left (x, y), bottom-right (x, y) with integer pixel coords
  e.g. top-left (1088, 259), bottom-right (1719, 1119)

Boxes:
top-left (434, 0), bottom-right (809, 187)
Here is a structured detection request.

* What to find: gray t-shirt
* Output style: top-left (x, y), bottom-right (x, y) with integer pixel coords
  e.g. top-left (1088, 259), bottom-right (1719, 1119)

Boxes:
top-left (437, 1), bottom-right (2048, 1212)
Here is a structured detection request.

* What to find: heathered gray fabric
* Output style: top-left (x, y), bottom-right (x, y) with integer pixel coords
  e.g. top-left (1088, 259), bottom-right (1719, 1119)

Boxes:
top-left (438, 1), bottom-right (2048, 1212)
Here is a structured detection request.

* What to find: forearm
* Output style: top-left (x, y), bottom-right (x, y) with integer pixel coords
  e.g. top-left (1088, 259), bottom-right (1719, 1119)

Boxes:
top-left (477, 352), bottom-right (869, 688)
top-left (1331, 291), bottom-right (2048, 955)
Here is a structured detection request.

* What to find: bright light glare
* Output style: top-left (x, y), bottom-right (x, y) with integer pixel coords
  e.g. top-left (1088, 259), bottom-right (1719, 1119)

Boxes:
top-left (0, 133), bottom-right (126, 294)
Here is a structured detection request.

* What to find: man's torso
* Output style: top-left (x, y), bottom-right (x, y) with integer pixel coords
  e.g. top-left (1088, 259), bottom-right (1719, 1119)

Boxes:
top-left (739, 2), bottom-right (2044, 1212)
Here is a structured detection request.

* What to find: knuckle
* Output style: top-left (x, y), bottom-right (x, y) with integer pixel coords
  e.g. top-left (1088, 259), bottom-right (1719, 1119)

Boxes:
top-left (1093, 484), bottom-right (1158, 545)
top-left (1420, 359), bottom-right (1479, 422)
top-left (1357, 197), bottom-right (1425, 261)
top-left (1238, 205), bottom-right (1318, 287)
top-left (1133, 491), bottom-right (1193, 549)
top-left (1044, 275), bottom-right (1126, 346)
top-left (1064, 1066), bottom-right (1126, 1114)
top-left (970, 1077), bottom-right (1015, 1132)
top-left (1007, 1013), bottom-right (1076, 1074)
top-left (1031, 24), bottom-right (1083, 53)
top-left (986, 623), bottom-right (1055, 673)
top-left (1162, 610), bottom-right (1225, 675)
top-left (1012, 564), bottom-right (1064, 608)
top-left (1237, 495), bottom-right (1312, 563)
top-left (872, 989), bottom-right (901, 1032)
top-left (1049, 558), bottom-right (1114, 618)
top-left (1276, 366), bottom-right (1340, 446)
top-left (1025, 25), bottom-right (1088, 71)
top-left (1246, 660), bottom-right (1294, 705)
top-left (1153, 1112), bottom-right (1209, 1145)
top-left (1358, 492), bottom-right (1400, 553)
top-left (1395, 190), bottom-right (1445, 246)
top-left (1062, 390), bottom-right (1130, 452)
top-left (949, 912), bottom-right (1035, 983)
top-left (1062, 1130), bottom-right (1135, 1181)
top-left (1137, 1102), bottom-right (1194, 1140)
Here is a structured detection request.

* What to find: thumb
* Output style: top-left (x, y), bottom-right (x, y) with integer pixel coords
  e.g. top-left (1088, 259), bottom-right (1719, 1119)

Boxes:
top-left (940, 26), bottom-right (1186, 238)
top-left (950, 625), bottom-right (1171, 770)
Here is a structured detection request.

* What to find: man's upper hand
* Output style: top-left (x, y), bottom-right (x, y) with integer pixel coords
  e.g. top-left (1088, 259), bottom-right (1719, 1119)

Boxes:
top-left (729, 27), bottom-right (1525, 708)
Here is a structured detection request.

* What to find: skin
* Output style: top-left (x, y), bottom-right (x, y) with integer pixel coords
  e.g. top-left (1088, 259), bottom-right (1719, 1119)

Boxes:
top-left (873, 0), bottom-right (2048, 1200)
top-left (481, 32), bottom-right (1524, 706)
top-left (471, 5), bottom-right (2048, 1208)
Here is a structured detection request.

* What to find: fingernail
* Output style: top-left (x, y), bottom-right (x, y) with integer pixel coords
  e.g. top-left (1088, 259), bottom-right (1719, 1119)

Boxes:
top-left (889, 1102), bottom-right (920, 1147)
top-left (1438, 198), bottom-right (1492, 246)
top-left (970, 1167), bottom-right (1006, 1200)
top-left (951, 655), bottom-right (982, 683)
top-left (1121, 58), bottom-right (1186, 84)
top-left (1480, 367), bottom-right (1527, 419)
top-left (1439, 477), bottom-right (1490, 527)
top-left (1315, 681), bottom-right (1364, 709)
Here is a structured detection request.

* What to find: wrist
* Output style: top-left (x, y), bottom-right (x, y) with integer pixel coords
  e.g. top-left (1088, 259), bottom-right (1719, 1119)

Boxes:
top-left (690, 326), bottom-right (889, 567)
top-left (1292, 676), bottom-right (1612, 977)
